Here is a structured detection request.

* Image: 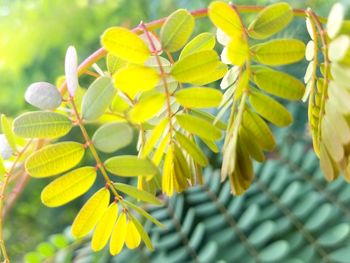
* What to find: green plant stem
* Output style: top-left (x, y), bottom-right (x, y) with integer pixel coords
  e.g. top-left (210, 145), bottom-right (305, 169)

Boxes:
top-left (0, 140), bottom-right (33, 262)
top-left (139, 22), bottom-right (175, 144)
top-left (69, 97), bottom-right (123, 202)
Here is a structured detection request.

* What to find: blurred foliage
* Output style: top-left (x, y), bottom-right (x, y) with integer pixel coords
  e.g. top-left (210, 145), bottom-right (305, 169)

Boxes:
top-left (0, 0), bottom-right (343, 261)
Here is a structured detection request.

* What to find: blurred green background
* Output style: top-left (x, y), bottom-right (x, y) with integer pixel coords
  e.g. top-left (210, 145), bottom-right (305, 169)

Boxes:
top-left (0, 0), bottom-right (343, 261)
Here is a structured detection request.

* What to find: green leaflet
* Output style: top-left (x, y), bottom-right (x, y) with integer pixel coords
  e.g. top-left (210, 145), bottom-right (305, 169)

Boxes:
top-left (41, 167), bottom-right (97, 207)
top-left (226, 37), bottom-right (249, 66)
top-left (248, 2), bottom-right (293, 39)
top-left (92, 122), bottom-right (133, 153)
top-left (101, 27), bottom-right (150, 64)
top-left (174, 87), bottom-right (223, 108)
top-left (128, 212), bottom-right (154, 251)
top-left (179, 32), bottom-right (216, 59)
top-left (249, 92), bottom-right (293, 127)
top-left (321, 116), bottom-right (344, 163)
top-left (239, 127), bottom-right (265, 162)
top-left (104, 155), bottom-right (158, 177)
top-left (320, 142), bottom-right (338, 181)
top-left (72, 188), bottom-right (110, 238)
top-left (160, 9), bottom-right (195, 52)
top-left (171, 50), bottom-right (221, 84)
top-left (114, 183), bottom-right (161, 205)
top-left (1, 114), bottom-right (16, 151)
top-left (123, 200), bottom-right (163, 227)
top-left (81, 76), bottom-right (116, 121)
top-left (251, 39), bottom-right (305, 66)
top-left (191, 109), bottom-right (227, 130)
top-left (141, 118), bottom-right (168, 158)
top-left (176, 113), bottom-right (222, 141)
top-left (327, 3), bottom-right (345, 39)
top-left (242, 108), bottom-right (276, 151)
top-left (252, 66), bottom-right (305, 100)
top-left (190, 62), bottom-right (228, 86)
top-left (106, 54), bottom-right (127, 75)
top-left (25, 142), bottom-right (85, 178)
top-left (13, 111), bottom-right (72, 139)
top-left (208, 1), bottom-right (243, 38)
top-left (331, 62), bottom-right (350, 87)
top-left (129, 92), bottom-right (165, 123)
top-left (175, 131), bottom-right (208, 166)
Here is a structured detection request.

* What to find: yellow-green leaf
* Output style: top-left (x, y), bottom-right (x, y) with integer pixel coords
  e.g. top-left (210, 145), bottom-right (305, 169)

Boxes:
top-left (25, 142), bottom-right (85, 178)
top-left (175, 131), bottom-right (208, 166)
top-left (176, 113), bottom-right (222, 141)
top-left (125, 219), bottom-right (141, 249)
top-left (129, 92), bottom-right (165, 123)
top-left (160, 9), bottom-right (195, 52)
top-left (101, 27), bottom-right (150, 64)
top-left (248, 2), bottom-right (293, 39)
top-left (171, 50), bottom-right (220, 84)
top-left (191, 62), bottom-right (228, 86)
top-left (320, 142), bottom-right (338, 181)
top-left (251, 39), bottom-right (305, 66)
top-left (92, 122), bottom-right (133, 153)
top-left (113, 65), bottom-right (160, 99)
top-left (110, 212), bottom-right (127, 256)
top-left (82, 76), bottom-right (116, 121)
top-left (208, 1), bottom-right (243, 38)
top-left (249, 92), bottom-right (293, 127)
top-left (239, 127), bottom-right (265, 162)
top-left (243, 108), bottom-right (276, 151)
top-left (227, 37), bottom-right (249, 66)
top-left (1, 114), bottom-right (16, 151)
top-left (141, 118), bottom-right (168, 158)
top-left (123, 199), bottom-right (163, 227)
top-left (72, 188), bottom-right (110, 238)
top-left (175, 87), bottom-right (222, 108)
top-left (106, 54), bottom-right (127, 75)
top-left (92, 202), bottom-right (118, 252)
top-left (104, 155), bottom-right (158, 177)
top-left (114, 183), bottom-right (162, 205)
top-left (13, 111), bottom-right (72, 139)
top-left (321, 115), bottom-right (344, 163)
top-left (41, 167), bottom-right (97, 207)
top-left (128, 213), bottom-right (154, 250)
top-left (179, 32), bottom-right (216, 59)
top-left (252, 66), bottom-right (305, 100)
